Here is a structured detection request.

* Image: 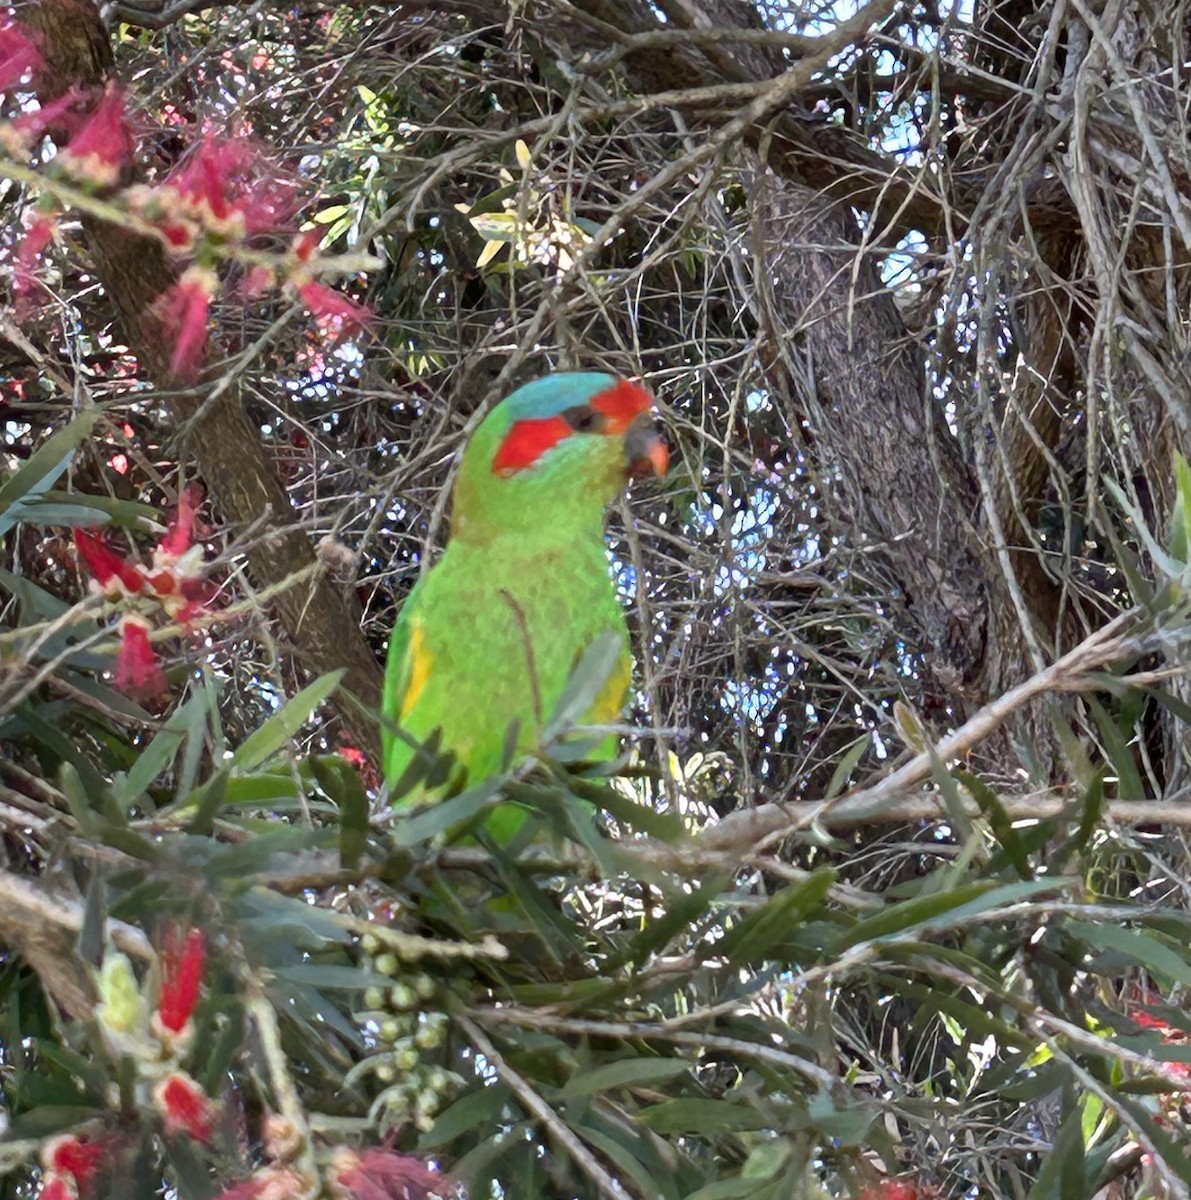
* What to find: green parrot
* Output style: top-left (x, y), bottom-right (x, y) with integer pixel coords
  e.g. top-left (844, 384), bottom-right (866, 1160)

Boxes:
top-left (381, 372), bottom-right (668, 811)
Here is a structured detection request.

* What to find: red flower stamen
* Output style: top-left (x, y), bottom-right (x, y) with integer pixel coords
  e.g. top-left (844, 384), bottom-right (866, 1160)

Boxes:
top-left (157, 135), bottom-right (296, 245)
top-left (330, 1149), bottom-right (445, 1200)
top-left (157, 925), bottom-right (205, 1034)
top-left (157, 483), bottom-right (204, 560)
top-left (0, 90), bottom-right (83, 157)
top-left (154, 1072), bottom-right (214, 1144)
top-left (114, 615), bottom-right (167, 701)
top-left (295, 280), bottom-right (371, 339)
top-left (60, 86), bottom-right (133, 187)
top-left (154, 266), bottom-right (216, 382)
top-left (74, 529), bottom-right (147, 595)
top-left (14, 212), bottom-right (57, 321)
top-left (37, 1178), bottom-right (75, 1200)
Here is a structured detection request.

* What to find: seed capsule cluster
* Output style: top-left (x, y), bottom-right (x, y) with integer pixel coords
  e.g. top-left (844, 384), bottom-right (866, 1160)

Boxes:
top-left (353, 932), bottom-right (461, 1133)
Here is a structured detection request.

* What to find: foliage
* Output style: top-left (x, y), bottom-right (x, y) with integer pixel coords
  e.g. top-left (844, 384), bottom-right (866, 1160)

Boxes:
top-left (6, 1), bottom-right (1191, 1199)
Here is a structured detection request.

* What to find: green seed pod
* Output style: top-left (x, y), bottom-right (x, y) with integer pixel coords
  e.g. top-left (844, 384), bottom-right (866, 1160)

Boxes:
top-left (389, 983), bottom-right (418, 1011)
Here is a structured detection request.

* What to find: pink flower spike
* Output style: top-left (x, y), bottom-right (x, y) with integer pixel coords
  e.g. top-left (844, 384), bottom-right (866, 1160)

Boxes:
top-left (115, 614), bottom-right (167, 702)
top-left (13, 211), bottom-right (57, 321)
top-left (74, 528), bottom-right (147, 595)
top-left (154, 1071), bottom-right (215, 1144)
top-left (296, 280), bottom-right (371, 340)
top-left (155, 266), bottom-right (217, 382)
top-left (165, 135), bottom-right (296, 239)
top-left (330, 1149), bottom-right (446, 1200)
top-left (0, 16), bottom-right (42, 93)
top-left (157, 925), bottom-right (205, 1034)
top-left (61, 85), bottom-right (133, 187)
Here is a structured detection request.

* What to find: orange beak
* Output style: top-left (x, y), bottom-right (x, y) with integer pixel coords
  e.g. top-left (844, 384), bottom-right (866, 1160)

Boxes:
top-left (624, 412), bottom-right (669, 479)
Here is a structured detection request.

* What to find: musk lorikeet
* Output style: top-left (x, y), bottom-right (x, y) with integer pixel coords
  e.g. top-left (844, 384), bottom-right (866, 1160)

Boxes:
top-left (381, 372), bottom-right (668, 810)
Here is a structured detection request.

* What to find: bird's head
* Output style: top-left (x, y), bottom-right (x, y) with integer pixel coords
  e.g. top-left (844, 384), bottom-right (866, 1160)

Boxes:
top-left (452, 372), bottom-right (668, 541)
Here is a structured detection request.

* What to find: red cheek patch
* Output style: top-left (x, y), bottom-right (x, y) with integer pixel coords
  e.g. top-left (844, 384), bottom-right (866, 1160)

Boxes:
top-left (492, 415), bottom-right (573, 476)
top-left (590, 379), bottom-right (654, 432)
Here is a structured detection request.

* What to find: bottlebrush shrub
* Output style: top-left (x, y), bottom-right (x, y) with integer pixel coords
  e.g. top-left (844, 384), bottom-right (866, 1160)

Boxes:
top-left (0, 11), bottom-right (372, 380)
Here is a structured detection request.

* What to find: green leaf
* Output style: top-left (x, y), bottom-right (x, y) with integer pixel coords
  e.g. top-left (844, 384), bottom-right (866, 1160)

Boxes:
top-left (388, 777), bottom-right (504, 846)
top-left (612, 870), bottom-right (730, 971)
top-left (1085, 696), bottom-right (1146, 801)
top-left (112, 696), bottom-right (202, 811)
top-left (469, 212), bottom-right (520, 243)
top-left (954, 770), bottom-right (1032, 879)
top-left (582, 778), bottom-right (685, 840)
top-left (421, 1084), bottom-right (512, 1149)
top-left (566, 1122), bottom-right (672, 1200)
top-left (310, 755), bottom-right (370, 870)
top-left (542, 632), bottom-right (623, 744)
top-left (232, 671), bottom-right (345, 770)
top-left (1024, 1098), bottom-right (1084, 1200)
top-left (1068, 921), bottom-right (1191, 987)
top-left (275, 964), bottom-right (392, 990)
top-left (806, 1091), bottom-right (876, 1146)
top-left (0, 412), bottom-right (100, 535)
top-left (824, 734), bottom-right (870, 799)
top-left (834, 878), bottom-right (1067, 952)
top-left (559, 1058), bottom-right (690, 1098)
top-left (685, 1177), bottom-right (779, 1200)
top-left (718, 869), bottom-right (838, 966)
top-left (639, 1099), bottom-right (771, 1134)
top-left (1170, 450), bottom-right (1191, 564)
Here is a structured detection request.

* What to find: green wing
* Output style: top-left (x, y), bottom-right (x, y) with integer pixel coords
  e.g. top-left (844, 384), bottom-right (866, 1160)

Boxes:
top-left (381, 577), bottom-right (427, 789)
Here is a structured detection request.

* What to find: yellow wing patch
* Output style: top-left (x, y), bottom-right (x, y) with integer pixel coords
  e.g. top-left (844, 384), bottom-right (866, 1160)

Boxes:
top-left (401, 619), bottom-right (433, 719)
top-left (591, 648), bottom-right (632, 724)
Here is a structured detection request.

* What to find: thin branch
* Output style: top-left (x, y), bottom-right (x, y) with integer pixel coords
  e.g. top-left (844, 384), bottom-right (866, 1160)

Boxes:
top-left (457, 1014), bottom-right (635, 1200)
top-left (698, 609), bottom-right (1142, 853)
top-left (471, 1008), bottom-right (838, 1088)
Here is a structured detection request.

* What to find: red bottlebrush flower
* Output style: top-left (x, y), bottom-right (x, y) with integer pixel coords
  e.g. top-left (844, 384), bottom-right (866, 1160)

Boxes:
top-left (36, 1178), bottom-right (74, 1200)
top-left (154, 266), bottom-right (217, 381)
top-left (857, 1182), bottom-right (937, 1200)
top-left (160, 135), bottom-right (296, 244)
top-left (241, 263), bottom-right (275, 301)
top-left (157, 483), bottom-right (204, 560)
top-left (60, 86), bottom-right (133, 187)
top-left (329, 1149), bottom-right (445, 1200)
top-left (295, 280), bottom-right (371, 340)
top-left (292, 229), bottom-right (320, 263)
top-left (41, 1132), bottom-right (114, 1198)
top-left (0, 15), bottom-right (42, 92)
top-left (74, 529), bottom-right (146, 596)
top-left (46, 1138), bottom-right (104, 1183)
top-left (214, 1168), bottom-right (310, 1200)
top-left (13, 211), bottom-right (57, 321)
top-left (114, 614), bottom-right (167, 701)
top-left (157, 925), bottom-right (205, 1035)
top-left (0, 90), bottom-right (83, 157)
top-left (154, 1071), bottom-right (215, 1144)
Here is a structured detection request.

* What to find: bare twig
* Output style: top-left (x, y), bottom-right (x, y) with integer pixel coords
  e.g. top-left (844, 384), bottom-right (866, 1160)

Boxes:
top-left (457, 1015), bottom-right (635, 1200)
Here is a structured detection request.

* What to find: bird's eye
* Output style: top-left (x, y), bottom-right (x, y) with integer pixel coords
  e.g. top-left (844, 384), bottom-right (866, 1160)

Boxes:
top-left (563, 406), bottom-right (601, 433)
